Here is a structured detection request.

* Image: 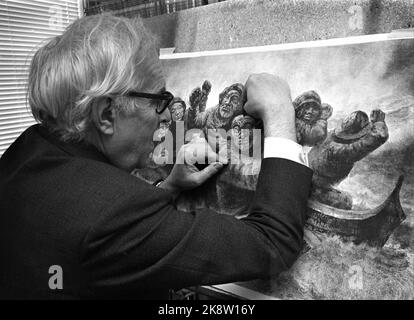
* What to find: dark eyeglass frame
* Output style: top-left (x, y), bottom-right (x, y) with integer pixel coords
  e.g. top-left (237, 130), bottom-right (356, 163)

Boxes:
top-left (124, 91), bottom-right (174, 114)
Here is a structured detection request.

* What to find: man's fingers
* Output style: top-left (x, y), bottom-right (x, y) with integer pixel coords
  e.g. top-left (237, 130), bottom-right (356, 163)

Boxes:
top-left (185, 136), bottom-right (220, 164)
top-left (194, 162), bottom-right (224, 183)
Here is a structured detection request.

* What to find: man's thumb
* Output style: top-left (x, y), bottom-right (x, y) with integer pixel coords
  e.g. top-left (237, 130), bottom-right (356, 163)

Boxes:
top-left (243, 101), bottom-right (258, 119)
top-left (196, 162), bottom-right (224, 183)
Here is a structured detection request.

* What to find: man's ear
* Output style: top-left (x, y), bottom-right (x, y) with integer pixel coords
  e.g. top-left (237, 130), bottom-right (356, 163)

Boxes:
top-left (91, 98), bottom-right (116, 135)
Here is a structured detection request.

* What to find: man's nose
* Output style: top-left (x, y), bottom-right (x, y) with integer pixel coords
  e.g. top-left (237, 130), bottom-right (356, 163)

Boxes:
top-left (159, 106), bottom-right (171, 123)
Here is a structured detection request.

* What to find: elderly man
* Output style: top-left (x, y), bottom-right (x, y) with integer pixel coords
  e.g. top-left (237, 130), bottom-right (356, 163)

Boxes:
top-left (0, 14), bottom-right (312, 299)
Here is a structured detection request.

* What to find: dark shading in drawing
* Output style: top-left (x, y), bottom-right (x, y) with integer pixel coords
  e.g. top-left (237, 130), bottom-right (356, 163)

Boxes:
top-left (306, 174), bottom-right (406, 247)
top-left (136, 82), bottom-right (407, 245)
top-left (293, 90), bottom-right (333, 146)
top-left (169, 97), bottom-right (187, 122)
top-left (230, 114), bottom-right (260, 155)
top-left (168, 97), bottom-right (187, 163)
top-left (187, 81), bottom-right (244, 132)
top-left (143, 83), bottom-right (405, 247)
top-left (309, 109), bottom-right (389, 209)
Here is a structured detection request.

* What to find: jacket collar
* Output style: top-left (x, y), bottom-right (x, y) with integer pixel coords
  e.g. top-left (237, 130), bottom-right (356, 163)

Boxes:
top-left (36, 124), bottom-right (110, 164)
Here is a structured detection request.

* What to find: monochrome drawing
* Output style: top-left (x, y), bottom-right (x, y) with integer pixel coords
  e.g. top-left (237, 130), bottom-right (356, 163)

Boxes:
top-left (134, 36), bottom-right (414, 298)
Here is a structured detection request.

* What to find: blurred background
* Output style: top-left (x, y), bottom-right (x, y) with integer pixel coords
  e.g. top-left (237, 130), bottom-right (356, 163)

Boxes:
top-left (84, 0), bottom-right (226, 18)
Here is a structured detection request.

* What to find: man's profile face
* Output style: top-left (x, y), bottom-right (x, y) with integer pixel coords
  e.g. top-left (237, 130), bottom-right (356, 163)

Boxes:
top-left (219, 90), bottom-right (241, 119)
top-left (113, 98), bottom-right (168, 170)
top-left (107, 55), bottom-right (169, 171)
top-left (112, 52), bottom-right (169, 170)
top-left (170, 103), bottom-right (185, 121)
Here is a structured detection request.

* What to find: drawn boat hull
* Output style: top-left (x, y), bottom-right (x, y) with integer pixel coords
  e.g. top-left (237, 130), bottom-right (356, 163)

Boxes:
top-left (305, 176), bottom-right (406, 247)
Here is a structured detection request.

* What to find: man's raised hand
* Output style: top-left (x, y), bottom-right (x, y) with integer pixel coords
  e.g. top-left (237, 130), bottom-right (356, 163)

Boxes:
top-left (243, 73), bottom-right (296, 141)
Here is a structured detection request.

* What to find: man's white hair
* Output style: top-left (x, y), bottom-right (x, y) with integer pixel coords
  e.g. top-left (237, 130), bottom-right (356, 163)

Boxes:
top-left (28, 13), bottom-right (164, 142)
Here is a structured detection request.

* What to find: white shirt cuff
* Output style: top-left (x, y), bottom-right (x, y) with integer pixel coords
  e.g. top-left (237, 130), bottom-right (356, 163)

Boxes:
top-left (263, 137), bottom-right (309, 167)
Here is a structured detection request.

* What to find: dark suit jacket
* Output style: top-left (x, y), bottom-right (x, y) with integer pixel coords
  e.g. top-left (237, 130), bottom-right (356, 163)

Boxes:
top-left (0, 124), bottom-right (312, 299)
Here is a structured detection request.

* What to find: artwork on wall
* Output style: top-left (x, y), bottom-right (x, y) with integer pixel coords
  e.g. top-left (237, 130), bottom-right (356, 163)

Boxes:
top-left (133, 33), bottom-right (414, 299)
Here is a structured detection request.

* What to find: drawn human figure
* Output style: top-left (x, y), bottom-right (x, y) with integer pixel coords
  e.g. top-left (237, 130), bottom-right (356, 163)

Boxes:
top-left (157, 120), bottom-right (171, 139)
top-left (166, 97), bottom-right (187, 163)
top-left (228, 114), bottom-right (263, 166)
top-left (229, 114), bottom-right (262, 160)
top-left (187, 81), bottom-right (244, 131)
top-left (168, 97), bottom-right (186, 122)
top-left (293, 90), bottom-right (333, 146)
top-left (152, 98), bottom-right (188, 166)
top-left (232, 114), bottom-right (256, 138)
top-left (176, 114), bottom-right (262, 216)
top-left (133, 98), bottom-right (186, 180)
top-left (151, 120), bottom-right (171, 166)
top-left (308, 109), bottom-right (389, 209)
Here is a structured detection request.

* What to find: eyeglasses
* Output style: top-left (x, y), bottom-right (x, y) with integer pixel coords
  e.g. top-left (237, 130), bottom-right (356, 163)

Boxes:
top-left (124, 91), bottom-right (174, 114)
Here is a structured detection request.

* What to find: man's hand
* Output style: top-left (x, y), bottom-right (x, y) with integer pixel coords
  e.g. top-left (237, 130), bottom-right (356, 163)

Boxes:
top-left (370, 109), bottom-right (385, 123)
top-left (243, 73), bottom-right (296, 141)
top-left (159, 135), bottom-right (224, 194)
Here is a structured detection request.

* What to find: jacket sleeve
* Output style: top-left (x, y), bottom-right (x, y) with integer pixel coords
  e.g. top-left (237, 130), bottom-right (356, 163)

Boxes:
top-left (81, 158), bottom-right (312, 296)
